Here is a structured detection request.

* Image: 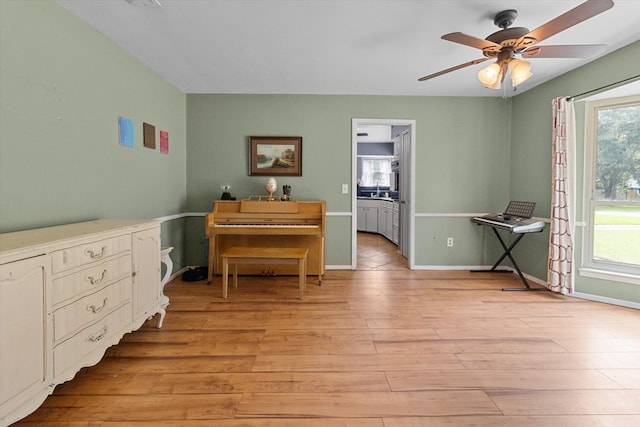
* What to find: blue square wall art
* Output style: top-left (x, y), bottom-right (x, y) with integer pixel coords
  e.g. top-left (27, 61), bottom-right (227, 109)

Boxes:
top-left (118, 116), bottom-right (134, 147)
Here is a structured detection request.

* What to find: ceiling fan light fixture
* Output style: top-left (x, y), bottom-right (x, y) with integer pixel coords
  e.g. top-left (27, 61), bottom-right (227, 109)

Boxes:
top-left (508, 58), bottom-right (532, 86)
top-left (477, 62), bottom-right (502, 89)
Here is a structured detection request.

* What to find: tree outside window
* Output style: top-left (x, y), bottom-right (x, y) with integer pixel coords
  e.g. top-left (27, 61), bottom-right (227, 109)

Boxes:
top-left (595, 105), bottom-right (640, 201)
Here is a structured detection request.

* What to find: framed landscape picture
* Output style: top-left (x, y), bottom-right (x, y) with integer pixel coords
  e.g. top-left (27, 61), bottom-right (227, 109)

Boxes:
top-left (249, 136), bottom-right (302, 176)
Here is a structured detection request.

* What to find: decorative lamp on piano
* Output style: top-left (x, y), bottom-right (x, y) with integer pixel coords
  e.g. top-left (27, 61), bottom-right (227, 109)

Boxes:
top-left (265, 177), bottom-right (277, 201)
top-left (220, 184), bottom-right (233, 200)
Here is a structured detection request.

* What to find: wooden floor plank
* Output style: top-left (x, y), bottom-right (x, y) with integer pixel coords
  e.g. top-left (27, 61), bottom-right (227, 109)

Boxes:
top-left (435, 326), bottom-right (616, 340)
top-left (261, 327), bottom-right (441, 341)
top-left (456, 352), bottom-right (640, 370)
top-left (488, 389), bottom-right (640, 415)
top-left (82, 356), bottom-right (257, 374)
top-left (256, 339), bottom-right (377, 355)
top-left (100, 419), bottom-right (385, 426)
top-left (551, 338), bottom-right (640, 352)
top-left (386, 369), bottom-right (622, 391)
top-left (19, 394), bottom-right (242, 422)
top-left (382, 415), bottom-right (640, 427)
top-left (236, 391), bottom-right (501, 417)
top-left (599, 369), bottom-right (640, 388)
top-left (374, 337), bottom-right (568, 354)
top-left (52, 373), bottom-right (161, 395)
top-left (252, 353), bottom-right (465, 372)
top-left (150, 371), bottom-right (390, 393)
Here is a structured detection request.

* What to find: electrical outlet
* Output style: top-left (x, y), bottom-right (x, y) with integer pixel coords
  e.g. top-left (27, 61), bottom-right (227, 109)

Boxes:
top-left (341, 184), bottom-right (349, 194)
top-left (447, 237), bottom-right (453, 247)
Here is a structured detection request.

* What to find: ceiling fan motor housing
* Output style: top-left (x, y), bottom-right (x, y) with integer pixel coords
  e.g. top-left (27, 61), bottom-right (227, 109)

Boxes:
top-left (493, 9), bottom-right (518, 28)
top-left (483, 9), bottom-right (538, 57)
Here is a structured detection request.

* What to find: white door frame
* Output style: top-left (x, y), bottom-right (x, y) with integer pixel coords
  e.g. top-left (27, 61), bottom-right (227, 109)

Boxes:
top-left (351, 118), bottom-right (416, 269)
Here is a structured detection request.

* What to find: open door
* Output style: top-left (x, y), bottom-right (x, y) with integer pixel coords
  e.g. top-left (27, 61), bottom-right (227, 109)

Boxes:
top-left (352, 118), bottom-right (416, 269)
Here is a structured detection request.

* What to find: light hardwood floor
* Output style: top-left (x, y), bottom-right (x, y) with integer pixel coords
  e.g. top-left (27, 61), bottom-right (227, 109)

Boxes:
top-left (14, 233), bottom-right (640, 426)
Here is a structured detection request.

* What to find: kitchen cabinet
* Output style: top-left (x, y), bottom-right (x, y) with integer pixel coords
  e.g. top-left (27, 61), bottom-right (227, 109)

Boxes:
top-left (0, 220), bottom-right (162, 426)
top-left (392, 202), bottom-right (399, 244)
top-left (357, 199), bottom-right (379, 233)
top-left (378, 201), bottom-right (394, 241)
top-left (357, 199), bottom-right (398, 244)
top-left (393, 136), bottom-right (400, 159)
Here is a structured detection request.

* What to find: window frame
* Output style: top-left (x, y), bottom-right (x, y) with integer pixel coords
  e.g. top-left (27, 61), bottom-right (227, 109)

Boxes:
top-left (582, 94), bottom-right (640, 282)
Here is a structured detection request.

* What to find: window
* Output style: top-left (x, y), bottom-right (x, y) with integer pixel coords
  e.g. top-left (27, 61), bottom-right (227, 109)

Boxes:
top-left (584, 95), bottom-right (640, 277)
top-left (360, 157), bottom-right (391, 187)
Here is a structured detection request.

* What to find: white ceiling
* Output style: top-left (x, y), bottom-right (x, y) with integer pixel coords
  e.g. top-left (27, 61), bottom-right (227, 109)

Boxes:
top-left (57, 0), bottom-right (640, 97)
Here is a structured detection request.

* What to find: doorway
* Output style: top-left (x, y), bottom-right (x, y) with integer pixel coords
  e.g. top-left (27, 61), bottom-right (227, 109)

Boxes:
top-left (351, 118), bottom-right (416, 270)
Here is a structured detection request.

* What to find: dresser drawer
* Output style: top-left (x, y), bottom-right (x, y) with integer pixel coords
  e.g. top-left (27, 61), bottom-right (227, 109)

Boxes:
top-left (52, 278), bottom-right (131, 343)
top-left (51, 235), bottom-right (130, 274)
top-left (53, 303), bottom-right (132, 378)
top-left (51, 254), bottom-right (131, 306)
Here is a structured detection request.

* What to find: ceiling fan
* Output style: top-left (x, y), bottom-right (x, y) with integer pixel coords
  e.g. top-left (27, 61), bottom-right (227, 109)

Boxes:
top-left (418, 0), bottom-right (614, 89)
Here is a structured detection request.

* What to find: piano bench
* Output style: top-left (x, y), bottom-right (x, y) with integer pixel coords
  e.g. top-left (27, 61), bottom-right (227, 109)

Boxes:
top-left (220, 247), bottom-right (309, 300)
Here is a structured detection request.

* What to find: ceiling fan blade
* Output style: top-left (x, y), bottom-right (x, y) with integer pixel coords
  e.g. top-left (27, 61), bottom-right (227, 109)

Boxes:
top-left (442, 32), bottom-right (501, 50)
top-left (522, 44), bottom-right (607, 58)
top-left (418, 58), bottom-right (490, 82)
top-left (524, 0), bottom-right (614, 44)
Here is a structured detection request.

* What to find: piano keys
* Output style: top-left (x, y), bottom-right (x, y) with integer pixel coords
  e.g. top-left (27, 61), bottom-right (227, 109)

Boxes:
top-left (205, 198), bottom-right (326, 284)
top-left (471, 214), bottom-right (545, 233)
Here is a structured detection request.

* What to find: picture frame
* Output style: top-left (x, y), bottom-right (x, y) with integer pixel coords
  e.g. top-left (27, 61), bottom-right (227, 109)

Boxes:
top-left (249, 136), bottom-right (302, 176)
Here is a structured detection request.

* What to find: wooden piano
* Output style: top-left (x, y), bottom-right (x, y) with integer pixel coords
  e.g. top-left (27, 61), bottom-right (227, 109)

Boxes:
top-left (205, 197), bottom-right (326, 284)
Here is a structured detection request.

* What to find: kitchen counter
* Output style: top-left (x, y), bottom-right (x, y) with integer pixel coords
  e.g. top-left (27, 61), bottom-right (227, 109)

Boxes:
top-left (357, 196), bottom-right (396, 202)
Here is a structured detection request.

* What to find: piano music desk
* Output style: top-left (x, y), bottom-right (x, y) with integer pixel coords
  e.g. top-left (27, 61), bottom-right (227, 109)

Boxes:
top-left (221, 247), bottom-right (309, 300)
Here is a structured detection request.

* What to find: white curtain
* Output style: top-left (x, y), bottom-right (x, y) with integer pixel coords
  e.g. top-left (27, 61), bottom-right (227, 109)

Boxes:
top-left (361, 158), bottom-right (391, 187)
top-left (547, 97), bottom-right (576, 295)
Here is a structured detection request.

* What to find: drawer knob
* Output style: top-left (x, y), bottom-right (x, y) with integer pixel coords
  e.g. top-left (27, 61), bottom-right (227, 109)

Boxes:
top-left (84, 246), bottom-right (106, 259)
top-left (86, 326), bottom-right (107, 343)
top-left (86, 269), bottom-right (107, 285)
top-left (86, 298), bottom-right (108, 314)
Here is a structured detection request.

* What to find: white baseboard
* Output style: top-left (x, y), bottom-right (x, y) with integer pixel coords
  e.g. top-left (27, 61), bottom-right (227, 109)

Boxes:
top-left (413, 265), bottom-right (489, 271)
top-left (570, 291), bottom-right (640, 309)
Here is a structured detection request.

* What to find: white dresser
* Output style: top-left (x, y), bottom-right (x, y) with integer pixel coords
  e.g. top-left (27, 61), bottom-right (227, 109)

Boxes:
top-left (0, 220), bottom-right (163, 426)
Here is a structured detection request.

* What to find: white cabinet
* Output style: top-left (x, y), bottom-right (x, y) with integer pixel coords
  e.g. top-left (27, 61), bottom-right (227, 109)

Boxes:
top-left (393, 136), bottom-right (400, 158)
top-left (357, 199), bottom-right (379, 233)
top-left (378, 201), bottom-right (394, 241)
top-left (0, 256), bottom-right (49, 425)
top-left (378, 205), bottom-right (387, 236)
top-left (392, 202), bottom-right (399, 245)
top-left (0, 220), bottom-right (162, 426)
top-left (358, 199), bottom-right (398, 244)
top-left (131, 227), bottom-right (161, 329)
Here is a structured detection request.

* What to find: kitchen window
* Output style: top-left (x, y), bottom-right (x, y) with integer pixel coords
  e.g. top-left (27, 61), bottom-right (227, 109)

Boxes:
top-left (360, 158), bottom-right (391, 187)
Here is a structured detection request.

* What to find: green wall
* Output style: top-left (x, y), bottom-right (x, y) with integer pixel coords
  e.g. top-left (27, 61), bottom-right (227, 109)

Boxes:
top-left (510, 41), bottom-right (640, 304)
top-left (1, 1), bottom-right (637, 304)
top-left (185, 94), bottom-right (511, 267)
top-left (0, 0), bottom-right (188, 270)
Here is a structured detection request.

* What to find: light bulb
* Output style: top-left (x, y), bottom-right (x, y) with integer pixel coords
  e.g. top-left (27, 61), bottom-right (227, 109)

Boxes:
top-left (508, 58), bottom-right (532, 86)
top-left (477, 63), bottom-right (502, 89)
